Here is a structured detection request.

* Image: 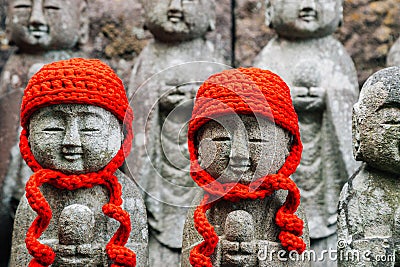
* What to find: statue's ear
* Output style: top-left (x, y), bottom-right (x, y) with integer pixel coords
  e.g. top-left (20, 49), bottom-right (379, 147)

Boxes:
top-left (352, 106), bottom-right (363, 161)
top-left (197, 140), bottom-right (203, 166)
top-left (207, 3), bottom-right (216, 32)
top-left (5, 6), bottom-right (13, 45)
top-left (120, 123), bottom-right (124, 144)
top-left (285, 131), bottom-right (293, 157)
top-left (338, 5), bottom-right (343, 28)
top-left (78, 0), bottom-right (89, 46)
top-left (208, 17), bottom-right (216, 32)
top-left (265, 0), bottom-right (273, 28)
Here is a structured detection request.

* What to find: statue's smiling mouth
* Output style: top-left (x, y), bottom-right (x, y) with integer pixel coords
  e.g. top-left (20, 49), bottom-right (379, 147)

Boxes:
top-left (62, 148), bottom-right (83, 161)
top-left (167, 11), bottom-right (184, 23)
top-left (63, 153), bottom-right (83, 161)
top-left (229, 164), bottom-right (251, 173)
top-left (28, 25), bottom-right (49, 38)
top-left (299, 10), bottom-right (317, 22)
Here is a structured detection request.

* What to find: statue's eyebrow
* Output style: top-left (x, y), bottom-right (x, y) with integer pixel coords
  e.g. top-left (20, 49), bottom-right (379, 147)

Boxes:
top-left (39, 109), bottom-right (65, 118)
top-left (77, 111), bottom-right (105, 121)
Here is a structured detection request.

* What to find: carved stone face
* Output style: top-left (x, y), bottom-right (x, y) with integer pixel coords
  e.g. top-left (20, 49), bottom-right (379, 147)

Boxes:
top-left (197, 114), bottom-right (290, 184)
top-left (7, 0), bottom-right (87, 52)
top-left (354, 68), bottom-right (400, 174)
top-left (267, 0), bottom-right (342, 39)
top-left (142, 0), bottom-right (215, 42)
top-left (28, 104), bottom-right (122, 174)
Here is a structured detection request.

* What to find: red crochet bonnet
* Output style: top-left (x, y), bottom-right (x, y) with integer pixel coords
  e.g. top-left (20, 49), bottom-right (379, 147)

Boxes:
top-left (187, 67), bottom-right (306, 266)
top-left (19, 58), bottom-right (136, 267)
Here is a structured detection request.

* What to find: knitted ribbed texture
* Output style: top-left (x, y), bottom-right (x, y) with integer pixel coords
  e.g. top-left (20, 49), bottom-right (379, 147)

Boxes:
top-left (187, 67), bottom-right (306, 266)
top-left (19, 58), bottom-right (136, 267)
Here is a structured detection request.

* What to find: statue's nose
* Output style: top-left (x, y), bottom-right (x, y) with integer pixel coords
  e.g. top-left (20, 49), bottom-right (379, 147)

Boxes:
top-left (300, 0), bottom-right (317, 11)
top-left (29, 1), bottom-right (47, 27)
top-left (62, 119), bottom-right (82, 148)
top-left (168, 0), bottom-right (183, 13)
top-left (229, 129), bottom-right (250, 167)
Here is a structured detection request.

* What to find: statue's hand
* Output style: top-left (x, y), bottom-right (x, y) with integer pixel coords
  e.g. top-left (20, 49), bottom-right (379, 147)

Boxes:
top-left (221, 239), bottom-right (240, 253)
top-left (291, 86), bottom-right (309, 98)
top-left (160, 93), bottom-right (188, 108)
top-left (221, 239), bottom-right (258, 266)
top-left (54, 243), bottom-right (104, 266)
top-left (309, 86), bottom-right (325, 98)
top-left (291, 86), bottom-right (326, 111)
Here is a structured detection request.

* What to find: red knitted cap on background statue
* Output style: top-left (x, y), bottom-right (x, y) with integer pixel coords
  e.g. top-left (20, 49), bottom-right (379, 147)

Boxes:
top-left (19, 58), bottom-right (136, 266)
top-left (187, 67), bottom-right (306, 266)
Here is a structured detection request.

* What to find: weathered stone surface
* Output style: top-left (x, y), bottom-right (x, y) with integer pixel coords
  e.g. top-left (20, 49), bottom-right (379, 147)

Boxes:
top-left (124, 1), bottom-right (227, 265)
top-left (337, 66), bottom-right (400, 267)
top-left (253, 1), bottom-right (359, 266)
top-left (387, 37), bottom-right (400, 66)
top-left (182, 114), bottom-right (310, 267)
top-left (10, 104), bottom-right (148, 266)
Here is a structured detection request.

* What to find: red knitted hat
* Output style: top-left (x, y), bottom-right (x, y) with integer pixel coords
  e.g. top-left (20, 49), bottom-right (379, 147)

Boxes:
top-left (19, 58), bottom-right (136, 267)
top-left (188, 67), bottom-right (306, 266)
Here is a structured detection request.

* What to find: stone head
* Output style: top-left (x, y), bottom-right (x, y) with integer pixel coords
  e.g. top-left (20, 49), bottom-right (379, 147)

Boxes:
top-left (20, 58), bottom-right (133, 175)
top-left (353, 66), bottom-right (400, 174)
top-left (142, 0), bottom-right (216, 42)
top-left (265, 0), bottom-right (343, 39)
top-left (197, 113), bottom-right (291, 185)
top-left (188, 68), bottom-right (302, 187)
top-left (6, 0), bottom-right (89, 52)
top-left (58, 204), bottom-right (95, 245)
top-left (28, 104), bottom-right (122, 174)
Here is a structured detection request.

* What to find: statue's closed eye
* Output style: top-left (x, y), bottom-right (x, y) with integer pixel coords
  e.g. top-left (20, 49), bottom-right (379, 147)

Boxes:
top-left (14, 4), bottom-right (31, 9)
top-left (249, 138), bottom-right (268, 143)
top-left (212, 137), bottom-right (230, 142)
top-left (44, 5), bottom-right (61, 10)
top-left (43, 127), bottom-right (64, 132)
top-left (382, 120), bottom-right (400, 125)
top-left (80, 128), bottom-right (100, 133)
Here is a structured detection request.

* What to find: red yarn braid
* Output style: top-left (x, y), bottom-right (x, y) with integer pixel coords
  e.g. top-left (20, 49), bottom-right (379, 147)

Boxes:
top-left (19, 58), bottom-right (136, 267)
top-left (187, 68), bottom-right (306, 266)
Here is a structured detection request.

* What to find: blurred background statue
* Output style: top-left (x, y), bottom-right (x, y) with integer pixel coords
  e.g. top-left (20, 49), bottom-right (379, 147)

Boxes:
top-left (253, 1), bottom-right (359, 266)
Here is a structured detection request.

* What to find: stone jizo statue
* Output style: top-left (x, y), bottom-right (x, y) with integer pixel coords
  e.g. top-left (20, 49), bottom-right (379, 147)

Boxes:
top-left (0, 1), bottom-right (89, 263)
top-left (253, 1), bottom-right (359, 263)
top-left (9, 58), bottom-right (148, 266)
top-left (125, 0), bottom-right (225, 265)
top-left (181, 68), bottom-right (310, 267)
top-left (337, 66), bottom-right (400, 267)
